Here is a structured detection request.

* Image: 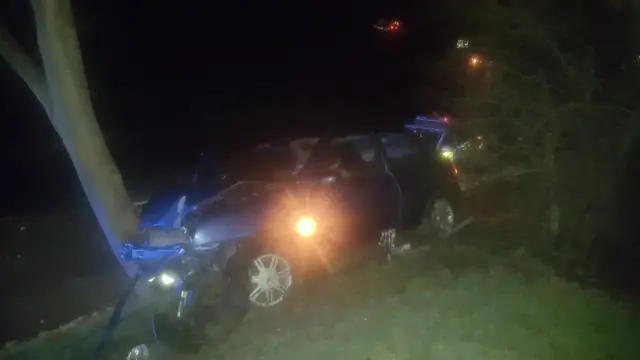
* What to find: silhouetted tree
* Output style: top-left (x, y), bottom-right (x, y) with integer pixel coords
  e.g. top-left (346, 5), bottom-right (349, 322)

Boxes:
top-left (0, 0), bottom-right (139, 277)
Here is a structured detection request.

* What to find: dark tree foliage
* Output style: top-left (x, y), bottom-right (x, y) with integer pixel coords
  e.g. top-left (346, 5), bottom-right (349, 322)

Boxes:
top-left (425, 0), bottom-right (640, 276)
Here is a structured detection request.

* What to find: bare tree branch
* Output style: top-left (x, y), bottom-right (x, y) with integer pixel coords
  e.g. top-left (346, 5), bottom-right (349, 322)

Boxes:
top-left (0, 25), bottom-right (52, 120)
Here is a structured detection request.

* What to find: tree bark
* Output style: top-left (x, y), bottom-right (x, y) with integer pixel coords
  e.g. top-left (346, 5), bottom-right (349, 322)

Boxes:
top-left (2, 0), bottom-right (141, 277)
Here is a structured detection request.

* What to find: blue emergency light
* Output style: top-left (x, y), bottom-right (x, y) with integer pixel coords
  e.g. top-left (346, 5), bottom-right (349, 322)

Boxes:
top-left (404, 114), bottom-right (450, 132)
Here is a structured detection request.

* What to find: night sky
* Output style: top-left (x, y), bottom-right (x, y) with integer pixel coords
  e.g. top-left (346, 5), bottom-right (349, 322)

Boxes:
top-left (0, 0), bottom-right (456, 216)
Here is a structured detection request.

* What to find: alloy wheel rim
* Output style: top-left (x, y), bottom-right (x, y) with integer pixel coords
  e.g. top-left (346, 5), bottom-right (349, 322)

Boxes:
top-left (431, 199), bottom-right (454, 232)
top-left (248, 254), bottom-right (292, 307)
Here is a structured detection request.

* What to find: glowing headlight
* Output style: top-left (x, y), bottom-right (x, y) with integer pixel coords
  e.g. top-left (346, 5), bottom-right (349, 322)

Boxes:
top-left (295, 216), bottom-right (317, 237)
top-left (150, 271), bottom-right (181, 288)
top-left (160, 273), bottom-right (177, 286)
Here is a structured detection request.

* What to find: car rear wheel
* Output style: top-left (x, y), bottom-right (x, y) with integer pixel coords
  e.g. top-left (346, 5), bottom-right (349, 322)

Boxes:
top-left (418, 197), bottom-right (455, 238)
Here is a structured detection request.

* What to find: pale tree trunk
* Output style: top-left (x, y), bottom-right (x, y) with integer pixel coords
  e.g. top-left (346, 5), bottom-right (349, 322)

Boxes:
top-left (32, 0), bottom-right (140, 276)
top-left (0, 0), bottom-right (140, 277)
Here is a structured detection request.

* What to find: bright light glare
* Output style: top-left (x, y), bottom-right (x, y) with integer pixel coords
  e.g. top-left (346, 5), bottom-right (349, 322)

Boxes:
top-left (295, 216), bottom-right (317, 237)
top-left (127, 344), bottom-right (149, 360)
top-left (160, 273), bottom-right (176, 286)
top-left (469, 56), bottom-right (481, 67)
top-left (441, 150), bottom-right (454, 159)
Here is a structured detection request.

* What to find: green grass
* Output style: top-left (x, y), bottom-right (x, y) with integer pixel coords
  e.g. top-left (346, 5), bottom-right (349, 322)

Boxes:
top-left (3, 237), bottom-right (639, 360)
top-left (212, 244), bottom-right (640, 360)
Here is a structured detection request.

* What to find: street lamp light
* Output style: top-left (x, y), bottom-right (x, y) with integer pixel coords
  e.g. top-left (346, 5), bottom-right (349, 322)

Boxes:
top-left (469, 55), bottom-right (481, 67)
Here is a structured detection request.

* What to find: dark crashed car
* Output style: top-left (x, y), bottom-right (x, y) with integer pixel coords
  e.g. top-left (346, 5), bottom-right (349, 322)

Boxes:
top-left (139, 131), bottom-right (462, 262)
top-left (106, 131), bottom-right (464, 360)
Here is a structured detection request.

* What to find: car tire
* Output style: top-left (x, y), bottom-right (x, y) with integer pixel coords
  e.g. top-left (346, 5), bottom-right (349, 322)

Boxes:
top-left (226, 242), bottom-right (297, 308)
top-left (417, 196), bottom-right (456, 239)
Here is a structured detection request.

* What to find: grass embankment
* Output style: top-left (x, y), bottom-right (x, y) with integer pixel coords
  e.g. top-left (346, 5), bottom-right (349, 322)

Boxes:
top-left (3, 240), bottom-right (639, 360)
top-left (213, 243), bottom-right (640, 360)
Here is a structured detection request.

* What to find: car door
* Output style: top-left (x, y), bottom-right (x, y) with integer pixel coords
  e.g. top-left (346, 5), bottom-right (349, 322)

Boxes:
top-left (302, 134), bottom-right (401, 239)
top-left (380, 133), bottom-right (435, 228)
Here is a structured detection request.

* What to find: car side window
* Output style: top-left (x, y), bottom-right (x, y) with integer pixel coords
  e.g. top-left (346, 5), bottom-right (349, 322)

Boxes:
top-left (332, 135), bottom-right (383, 174)
top-left (306, 135), bottom-right (383, 177)
top-left (381, 134), bottom-right (421, 160)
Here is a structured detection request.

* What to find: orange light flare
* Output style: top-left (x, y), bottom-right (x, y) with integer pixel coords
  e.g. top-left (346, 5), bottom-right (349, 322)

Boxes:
top-left (264, 187), bottom-right (346, 240)
top-left (469, 55), bottom-right (481, 67)
top-left (295, 216), bottom-right (317, 238)
top-left (263, 187), bottom-right (350, 270)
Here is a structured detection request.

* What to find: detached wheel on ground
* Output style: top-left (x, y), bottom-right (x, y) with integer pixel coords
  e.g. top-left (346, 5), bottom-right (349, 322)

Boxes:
top-left (418, 197), bottom-right (456, 239)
